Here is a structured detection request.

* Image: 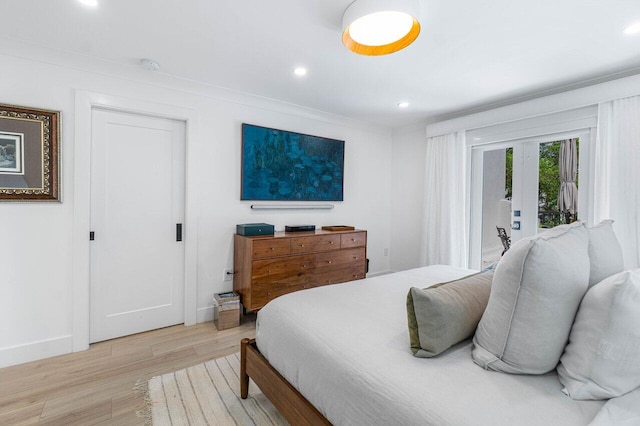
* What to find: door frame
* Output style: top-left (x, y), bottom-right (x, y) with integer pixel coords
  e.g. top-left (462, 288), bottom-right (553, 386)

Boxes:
top-left (73, 91), bottom-right (199, 352)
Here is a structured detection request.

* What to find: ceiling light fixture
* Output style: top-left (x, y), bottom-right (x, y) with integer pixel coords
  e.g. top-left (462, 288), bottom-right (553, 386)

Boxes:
top-left (293, 67), bottom-right (308, 76)
top-left (78, 0), bottom-right (98, 7)
top-left (624, 21), bottom-right (640, 35)
top-left (397, 102), bottom-right (409, 108)
top-left (342, 0), bottom-right (421, 56)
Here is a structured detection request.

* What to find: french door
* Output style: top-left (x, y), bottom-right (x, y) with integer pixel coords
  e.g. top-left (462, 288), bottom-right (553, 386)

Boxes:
top-left (469, 132), bottom-right (590, 270)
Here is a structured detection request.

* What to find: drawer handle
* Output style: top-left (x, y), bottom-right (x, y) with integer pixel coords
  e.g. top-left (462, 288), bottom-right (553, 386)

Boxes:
top-left (300, 244), bottom-right (304, 247)
top-left (353, 256), bottom-right (358, 260)
top-left (303, 264), bottom-right (307, 268)
top-left (270, 247), bottom-right (275, 251)
top-left (351, 238), bottom-right (356, 242)
top-left (327, 261), bottom-right (332, 264)
top-left (329, 241), bottom-right (334, 244)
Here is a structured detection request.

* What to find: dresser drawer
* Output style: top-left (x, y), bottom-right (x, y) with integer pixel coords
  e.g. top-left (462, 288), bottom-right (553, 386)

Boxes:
top-left (341, 232), bottom-right (366, 248)
top-left (312, 265), bottom-right (366, 286)
top-left (252, 255), bottom-right (315, 281)
top-left (315, 247), bottom-right (365, 272)
top-left (251, 281), bottom-right (310, 309)
top-left (252, 238), bottom-right (291, 259)
top-left (291, 234), bottom-right (340, 254)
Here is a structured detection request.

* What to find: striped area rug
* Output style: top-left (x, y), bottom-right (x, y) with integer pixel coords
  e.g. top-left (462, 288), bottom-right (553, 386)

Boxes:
top-left (145, 352), bottom-right (288, 425)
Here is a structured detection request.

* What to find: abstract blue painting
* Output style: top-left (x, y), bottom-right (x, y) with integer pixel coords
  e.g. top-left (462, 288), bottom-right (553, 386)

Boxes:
top-left (241, 124), bottom-right (344, 201)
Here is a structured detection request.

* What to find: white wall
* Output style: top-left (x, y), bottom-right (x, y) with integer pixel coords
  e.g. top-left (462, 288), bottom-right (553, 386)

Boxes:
top-left (0, 51), bottom-right (393, 367)
top-left (389, 124), bottom-right (427, 272)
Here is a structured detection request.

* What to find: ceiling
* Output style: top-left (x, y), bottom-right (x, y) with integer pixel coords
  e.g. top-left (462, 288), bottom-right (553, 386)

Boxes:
top-left (1, 0), bottom-right (640, 128)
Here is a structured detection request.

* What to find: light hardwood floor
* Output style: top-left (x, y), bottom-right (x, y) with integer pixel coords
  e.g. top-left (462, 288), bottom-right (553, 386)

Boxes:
top-left (0, 317), bottom-right (256, 425)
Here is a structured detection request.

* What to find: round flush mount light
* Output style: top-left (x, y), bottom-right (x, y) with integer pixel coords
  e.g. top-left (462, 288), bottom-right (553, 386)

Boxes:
top-left (78, 0), bottom-right (98, 7)
top-left (140, 58), bottom-right (160, 71)
top-left (624, 21), bottom-right (640, 35)
top-left (293, 67), bottom-right (308, 76)
top-left (342, 0), bottom-right (421, 56)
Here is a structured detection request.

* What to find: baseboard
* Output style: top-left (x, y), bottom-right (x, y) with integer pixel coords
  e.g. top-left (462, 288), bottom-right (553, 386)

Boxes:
top-left (197, 305), bottom-right (215, 323)
top-left (0, 335), bottom-right (73, 368)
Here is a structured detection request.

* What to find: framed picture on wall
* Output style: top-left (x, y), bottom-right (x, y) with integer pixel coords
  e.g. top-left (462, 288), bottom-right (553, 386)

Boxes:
top-left (241, 123), bottom-right (345, 201)
top-left (0, 103), bottom-right (60, 201)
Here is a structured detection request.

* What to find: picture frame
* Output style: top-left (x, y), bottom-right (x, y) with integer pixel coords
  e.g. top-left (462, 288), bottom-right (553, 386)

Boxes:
top-left (0, 103), bottom-right (60, 201)
top-left (241, 123), bottom-right (345, 201)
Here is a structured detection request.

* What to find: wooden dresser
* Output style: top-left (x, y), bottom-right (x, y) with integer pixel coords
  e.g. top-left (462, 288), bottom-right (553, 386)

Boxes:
top-left (233, 229), bottom-right (367, 311)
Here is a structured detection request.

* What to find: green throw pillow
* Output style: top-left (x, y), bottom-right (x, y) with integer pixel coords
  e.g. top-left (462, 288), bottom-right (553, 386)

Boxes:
top-left (407, 270), bottom-right (493, 358)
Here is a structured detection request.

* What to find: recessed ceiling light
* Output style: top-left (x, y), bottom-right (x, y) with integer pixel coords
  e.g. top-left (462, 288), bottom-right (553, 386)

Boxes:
top-left (293, 67), bottom-right (307, 77)
top-left (624, 21), bottom-right (640, 35)
top-left (397, 102), bottom-right (409, 108)
top-left (78, 0), bottom-right (98, 7)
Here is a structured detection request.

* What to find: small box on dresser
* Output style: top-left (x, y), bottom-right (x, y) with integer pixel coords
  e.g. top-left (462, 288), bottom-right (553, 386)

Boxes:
top-left (214, 292), bottom-right (240, 330)
top-left (236, 223), bottom-right (274, 236)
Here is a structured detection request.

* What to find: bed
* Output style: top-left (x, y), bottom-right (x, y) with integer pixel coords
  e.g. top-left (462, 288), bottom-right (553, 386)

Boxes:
top-left (240, 265), bottom-right (606, 425)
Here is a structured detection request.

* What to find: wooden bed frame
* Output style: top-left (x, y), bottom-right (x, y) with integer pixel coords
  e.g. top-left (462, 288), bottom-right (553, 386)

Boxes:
top-left (240, 338), bottom-right (331, 425)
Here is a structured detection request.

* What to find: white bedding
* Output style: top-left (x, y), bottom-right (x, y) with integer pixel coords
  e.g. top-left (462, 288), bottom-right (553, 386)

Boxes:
top-left (256, 265), bottom-right (605, 426)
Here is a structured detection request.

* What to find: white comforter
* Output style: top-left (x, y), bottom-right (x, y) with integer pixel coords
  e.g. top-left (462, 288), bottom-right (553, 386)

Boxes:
top-left (256, 265), bottom-right (605, 426)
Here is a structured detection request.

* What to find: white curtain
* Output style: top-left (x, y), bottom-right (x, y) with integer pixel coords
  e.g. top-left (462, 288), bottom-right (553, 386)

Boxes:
top-left (420, 131), bottom-right (468, 267)
top-left (595, 95), bottom-right (640, 269)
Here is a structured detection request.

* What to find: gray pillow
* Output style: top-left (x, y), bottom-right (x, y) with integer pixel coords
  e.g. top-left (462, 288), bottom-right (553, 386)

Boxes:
top-left (557, 269), bottom-right (640, 400)
top-left (472, 221), bottom-right (590, 374)
top-left (587, 220), bottom-right (624, 286)
top-left (407, 270), bottom-right (493, 358)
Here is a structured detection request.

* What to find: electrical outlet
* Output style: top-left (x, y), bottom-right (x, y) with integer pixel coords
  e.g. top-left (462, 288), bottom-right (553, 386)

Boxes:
top-left (223, 268), bottom-right (233, 281)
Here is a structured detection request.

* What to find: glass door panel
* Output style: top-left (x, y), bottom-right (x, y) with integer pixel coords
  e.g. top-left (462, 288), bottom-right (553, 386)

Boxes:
top-left (479, 148), bottom-right (512, 268)
top-left (537, 140), bottom-right (580, 232)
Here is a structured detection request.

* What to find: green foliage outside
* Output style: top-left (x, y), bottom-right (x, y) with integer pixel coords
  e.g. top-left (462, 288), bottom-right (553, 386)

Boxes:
top-left (504, 140), bottom-right (579, 228)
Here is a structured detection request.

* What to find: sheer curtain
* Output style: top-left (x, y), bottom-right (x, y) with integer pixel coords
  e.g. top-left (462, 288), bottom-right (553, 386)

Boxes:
top-left (420, 131), bottom-right (468, 267)
top-left (595, 95), bottom-right (640, 269)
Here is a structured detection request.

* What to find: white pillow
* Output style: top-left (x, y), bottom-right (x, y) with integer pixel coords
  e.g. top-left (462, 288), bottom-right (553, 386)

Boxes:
top-left (587, 220), bottom-right (624, 286)
top-left (557, 269), bottom-right (640, 400)
top-left (588, 387), bottom-right (640, 425)
top-left (472, 221), bottom-right (590, 374)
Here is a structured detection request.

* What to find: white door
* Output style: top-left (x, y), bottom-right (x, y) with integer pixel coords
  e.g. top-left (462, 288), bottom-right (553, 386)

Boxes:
top-left (90, 109), bottom-right (186, 343)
